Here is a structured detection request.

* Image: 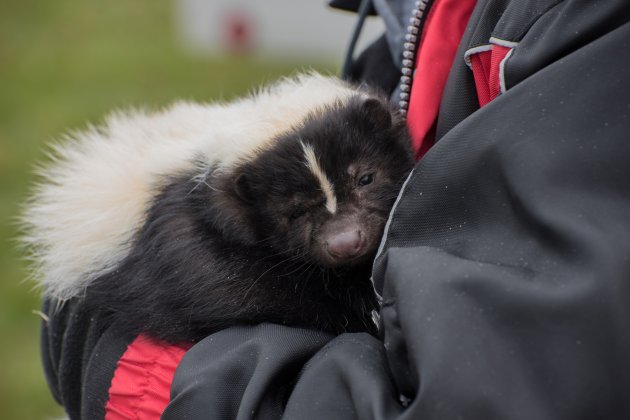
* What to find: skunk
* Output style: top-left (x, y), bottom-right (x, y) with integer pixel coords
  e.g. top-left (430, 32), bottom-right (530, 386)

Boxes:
top-left (22, 73), bottom-right (414, 343)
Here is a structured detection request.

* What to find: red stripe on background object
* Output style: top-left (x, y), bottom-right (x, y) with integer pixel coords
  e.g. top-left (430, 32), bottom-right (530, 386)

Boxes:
top-left (105, 335), bottom-right (191, 420)
top-left (406, 0), bottom-right (477, 159)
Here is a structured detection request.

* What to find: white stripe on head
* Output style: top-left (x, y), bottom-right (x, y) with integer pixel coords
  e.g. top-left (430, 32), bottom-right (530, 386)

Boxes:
top-left (300, 141), bottom-right (337, 214)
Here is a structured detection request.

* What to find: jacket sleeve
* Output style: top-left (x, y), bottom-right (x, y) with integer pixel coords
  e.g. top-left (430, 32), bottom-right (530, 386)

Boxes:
top-left (161, 324), bottom-right (333, 420)
top-left (40, 298), bottom-right (135, 419)
top-left (166, 3), bottom-right (630, 420)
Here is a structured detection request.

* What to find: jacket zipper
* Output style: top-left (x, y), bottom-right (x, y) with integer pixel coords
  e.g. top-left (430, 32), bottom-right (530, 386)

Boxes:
top-left (399, 0), bottom-right (431, 117)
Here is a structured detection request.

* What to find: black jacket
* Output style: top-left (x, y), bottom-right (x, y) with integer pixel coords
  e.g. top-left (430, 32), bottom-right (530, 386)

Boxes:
top-left (165, 0), bottom-right (630, 418)
top-left (43, 0), bottom-right (630, 418)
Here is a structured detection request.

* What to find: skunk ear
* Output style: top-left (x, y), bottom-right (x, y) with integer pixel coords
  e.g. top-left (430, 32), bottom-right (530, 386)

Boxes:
top-left (206, 170), bottom-right (259, 245)
top-left (361, 97), bottom-right (392, 130)
top-left (234, 173), bottom-right (254, 204)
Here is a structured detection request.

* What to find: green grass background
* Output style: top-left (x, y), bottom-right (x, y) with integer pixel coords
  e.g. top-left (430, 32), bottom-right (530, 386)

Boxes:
top-left (0, 1), bottom-right (336, 418)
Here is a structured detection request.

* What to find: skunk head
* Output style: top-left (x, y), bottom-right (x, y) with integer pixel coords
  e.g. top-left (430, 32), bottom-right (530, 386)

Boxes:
top-left (205, 95), bottom-right (414, 267)
top-left (22, 72), bottom-right (413, 302)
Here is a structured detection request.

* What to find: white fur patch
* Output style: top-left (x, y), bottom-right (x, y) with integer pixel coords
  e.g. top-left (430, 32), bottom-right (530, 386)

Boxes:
top-left (300, 141), bottom-right (337, 214)
top-left (21, 72), bottom-right (358, 300)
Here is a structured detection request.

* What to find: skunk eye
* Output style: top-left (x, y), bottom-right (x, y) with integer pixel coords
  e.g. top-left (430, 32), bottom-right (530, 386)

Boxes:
top-left (357, 173), bottom-right (374, 187)
top-left (289, 208), bottom-right (306, 220)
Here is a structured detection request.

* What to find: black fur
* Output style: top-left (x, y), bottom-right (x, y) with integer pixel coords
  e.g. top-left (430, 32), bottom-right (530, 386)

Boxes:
top-left (85, 94), bottom-right (414, 343)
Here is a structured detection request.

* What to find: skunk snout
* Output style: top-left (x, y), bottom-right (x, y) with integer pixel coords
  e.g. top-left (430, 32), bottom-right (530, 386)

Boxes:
top-left (326, 230), bottom-right (364, 259)
top-left (324, 227), bottom-right (366, 262)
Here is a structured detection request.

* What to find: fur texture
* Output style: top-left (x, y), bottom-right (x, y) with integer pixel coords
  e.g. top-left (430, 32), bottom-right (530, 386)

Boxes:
top-left (22, 74), bottom-right (358, 300)
top-left (22, 73), bottom-right (414, 342)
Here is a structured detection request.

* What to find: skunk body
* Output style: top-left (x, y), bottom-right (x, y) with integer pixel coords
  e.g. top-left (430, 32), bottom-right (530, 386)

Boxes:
top-left (23, 74), bottom-right (414, 343)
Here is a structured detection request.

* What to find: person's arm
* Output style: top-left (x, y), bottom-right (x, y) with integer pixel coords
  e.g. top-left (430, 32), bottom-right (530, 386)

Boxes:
top-left (162, 324), bottom-right (333, 419)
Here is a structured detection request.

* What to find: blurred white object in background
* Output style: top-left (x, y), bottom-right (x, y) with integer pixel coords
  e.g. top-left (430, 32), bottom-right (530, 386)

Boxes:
top-left (175, 0), bottom-right (384, 63)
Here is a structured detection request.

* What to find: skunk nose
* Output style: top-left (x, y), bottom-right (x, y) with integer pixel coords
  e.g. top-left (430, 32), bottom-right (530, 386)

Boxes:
top-left (326, 230), bottom-right (364, 260)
